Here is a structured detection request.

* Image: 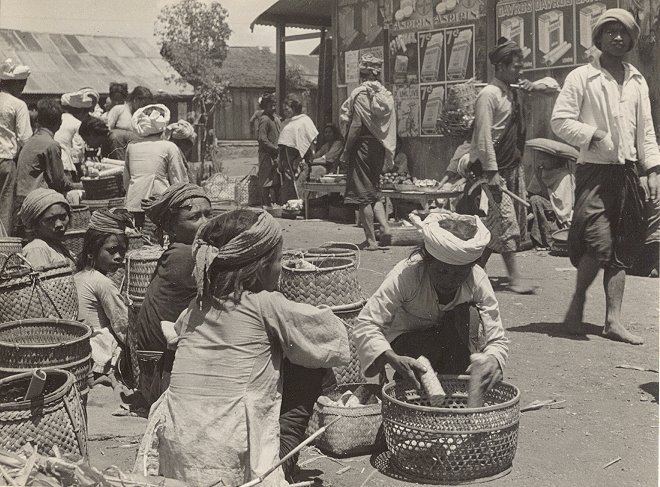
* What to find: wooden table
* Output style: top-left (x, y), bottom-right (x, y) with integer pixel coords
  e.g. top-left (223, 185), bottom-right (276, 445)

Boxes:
top-left (302, 182), bottom-right (463, 220)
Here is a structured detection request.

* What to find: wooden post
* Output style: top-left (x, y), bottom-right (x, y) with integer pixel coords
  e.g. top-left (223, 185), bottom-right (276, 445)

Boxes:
top-left (275, 22), bottom-right (287, 114)
top-left (316, 27), bottom-right (327, 128)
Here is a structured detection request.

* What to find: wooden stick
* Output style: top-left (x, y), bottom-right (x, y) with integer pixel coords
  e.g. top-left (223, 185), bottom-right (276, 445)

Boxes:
top-left (501, 187), bottom-right (531, 208)
top-left (603, 457), bottom-right (621, 469)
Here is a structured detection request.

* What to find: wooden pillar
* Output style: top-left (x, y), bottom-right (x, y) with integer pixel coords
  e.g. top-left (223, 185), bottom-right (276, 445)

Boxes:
top-left (316, 27), bottom-right (327, 128)
top-left (275, 22), bottom-right (286, 114)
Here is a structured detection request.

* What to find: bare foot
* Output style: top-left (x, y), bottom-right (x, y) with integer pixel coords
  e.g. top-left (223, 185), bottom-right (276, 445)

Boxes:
top-left (562, 295), bottom-right (585, 335)
top-left (603, 324), bottom-right (644, 345)
top-left (508, 280), bottom-right (538, 295)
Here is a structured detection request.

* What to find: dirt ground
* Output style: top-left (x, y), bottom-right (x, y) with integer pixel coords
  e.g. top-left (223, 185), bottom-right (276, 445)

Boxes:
top-left (86, 158), bottom-right (659, 487)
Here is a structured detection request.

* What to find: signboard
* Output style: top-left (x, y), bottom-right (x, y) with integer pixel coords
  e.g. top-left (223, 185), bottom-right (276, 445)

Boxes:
top-left (389, 32), bottom-right (420, 84)
top-left (419, 83), bottom-right (446, 136)
top-left (389, 0), bottom-right (435, 33)
top-left (432, 0), bottom-right (486, 26)
top-left (534, 0), bottom-right (575, 68)
top-left (496, 0), bottom-right (535, 68)
top-left (394, 84), bottom-right (421, 136)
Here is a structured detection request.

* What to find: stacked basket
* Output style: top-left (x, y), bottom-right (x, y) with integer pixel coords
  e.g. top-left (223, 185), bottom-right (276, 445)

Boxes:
top-left (0, 237), bottom-right (22, 268)
top-left (81, 197), bottom-right (125, 214)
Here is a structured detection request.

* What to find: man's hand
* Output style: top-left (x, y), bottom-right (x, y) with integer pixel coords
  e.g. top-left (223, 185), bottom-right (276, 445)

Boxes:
top-left (588, 129), bottom-right (607, 150)
top-left (647, 170), bottom-right (659, 202)
top-left (517, 79), bottom-right (535, 92)
top-left (374, 350), bottom-right (427, 389)
top-left (467, 355), bottom-right (503, 392)
top-left (484, 170), bottom-right (503, 190)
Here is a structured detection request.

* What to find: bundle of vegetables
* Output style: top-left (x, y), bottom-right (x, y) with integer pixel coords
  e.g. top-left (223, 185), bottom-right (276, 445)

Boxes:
top-left (317, 384), bottom-right (382, 408)
top-left (439, 79), bottom-right (478, 137)
top-left (380, 172), bottom-right (411, 186)
top-left (0, 444), bottom-right (186, 486)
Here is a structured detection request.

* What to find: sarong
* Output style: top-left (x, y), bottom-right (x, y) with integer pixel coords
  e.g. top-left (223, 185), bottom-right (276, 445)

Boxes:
top-left (344, 129), bottom-right (385, 206)
top-left (569, 162), bottom-right (645, 269)
top-left (258, 150), bottom-right (278, 189)
top-left (529, 195), bottom-right (561, 248)
top-left (0, 158), bottom-right (16, 234)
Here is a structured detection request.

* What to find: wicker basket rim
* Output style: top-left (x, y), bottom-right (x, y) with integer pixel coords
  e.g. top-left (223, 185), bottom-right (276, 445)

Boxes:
top-left (0, 258), bottom-right (72, 281)
top-left (0, 237), bottom-right (23, 243)
top-left (382, 374), bottom-right (521, 414)
top-left (63, 229), bottom-right (87, 236)
top-left (0, 369), bottom-right (75, 411)
top-left (126, 247), bottom-right (165, 260)
top-left (282, 256), bottom-right (356, 272)
top-left (0, 319), bottom-right (92, 348)
top-left (0, 353), bottom-right (92, 371)
top-left (316, 382), bottom-right (383, 414)
top-left (329, 300), bottom-right (367, 312)
top-left (70, 205), bottom-right (89, 211)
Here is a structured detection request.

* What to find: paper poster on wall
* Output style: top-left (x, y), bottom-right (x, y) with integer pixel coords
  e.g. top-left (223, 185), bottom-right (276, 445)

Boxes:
top-left (432, 0), bottom-right (486, 26)
top-left (345, 50), bottom-right (360, 83)
top-left (418, 29), bottom-right (447, 83)
top-left (445, 25), bottom-right (475, 81)
top-left (389, 33), bottom-right (420, 84)
top-left (574, 0), bottom-right (616, 62)
top-left (394, 84), bottom-right (421, 136)
top-left (497, 0), bottom-right (534, 68)
top-left (534, 0), bottom-right (575, 68)
top-left (389, 0), bottom-right (435, 33)
top-left (419, 83), bottom-right (446, 136)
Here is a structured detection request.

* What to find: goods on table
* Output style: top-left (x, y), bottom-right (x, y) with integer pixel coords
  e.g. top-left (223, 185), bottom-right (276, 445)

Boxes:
top-left (382, 375), bottom-right (520, 483)
top-left (380, 172), bottom-right (410, 188)
top-left (439, 80), bottom-right (478, 137)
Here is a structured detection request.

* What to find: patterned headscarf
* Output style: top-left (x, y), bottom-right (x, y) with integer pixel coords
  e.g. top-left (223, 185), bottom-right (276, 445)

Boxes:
top-left (592, 8), bottom-right (640, 51)
top-left (0, 58), bottom-right (30, 80)
top-left (359, 54), bottom-right (383, 76)
top-left (19, 188), bottom-right (70, 230)
top-left (142, 183), bottom-right (209, 228)
top-left (192, 210), bottom-right (282, 305)
top-left (132, 104), bottom-right (170, 136)
top-left (489, 37), bottom-right (522, 65)
top-left (88, 208), bottom-right (134, 235)
top-left (164, 120), bottom-right (196, 141)
top-left (61, 88), bottom-right (100, 109)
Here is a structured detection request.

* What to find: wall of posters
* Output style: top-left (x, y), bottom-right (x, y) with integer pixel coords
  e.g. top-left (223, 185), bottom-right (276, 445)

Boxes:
top-left (419, 83), bottom-right (446, 135)
top-left (394, 84), bottom-right (421, 136)
top-left (389, 0), bottom-right (435, 33)
top-left (534, 0), bottom-right (575, 67)
top-left (389, 32), bottom-right (420, 84)
top-left (496, 0), bottom-right (534, 68)
top-left (432, 0), bottom-right (486, 26)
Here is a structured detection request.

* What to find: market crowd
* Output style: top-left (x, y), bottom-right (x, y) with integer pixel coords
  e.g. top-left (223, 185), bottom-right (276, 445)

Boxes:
top-left (0, 7), bottom-right (657, 486)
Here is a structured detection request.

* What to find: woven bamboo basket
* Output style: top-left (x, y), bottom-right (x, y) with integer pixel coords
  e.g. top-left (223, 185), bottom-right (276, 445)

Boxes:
top-left (81, 198), bottom-right (125, 214)
top-left (310, 383), bottom-right (383, 457)
top-left (0, 370), bottom-right (87, 457)
top-left (81, 174), bottom-right (124, 200)
top-left (304, 242), bottom-right (358, 260)
top-left (126, 297), bottom-right (144, 391)
top-left (279, 255), bottom-right (363, 307)
top-left (329, 300), bottom-right (367, 386)
top-left (128, 233), bottom-right (147, 251)
top-left (0, 255), bottom-right (78, 322)
top-left (125, 246), bottom-right (164, 300)
top-left (0, 237), bottom-right (22, 267)
top-left (0, 319), bottom-right (92, 394)
top-left (69, 205), bottom-right (91, 230)
top-left (0, 354), bottom-right (91, 396)
top-left (382, 375), bottom-right (520, 483)
top-left (62, 229), bottom-right (87, 259)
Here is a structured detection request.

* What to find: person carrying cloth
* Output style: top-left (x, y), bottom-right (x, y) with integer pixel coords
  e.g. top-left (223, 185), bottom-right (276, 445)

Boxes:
top-left (352, 209), bottom-right (509, 393)
top-left (551, 9), bottom-right (660, 344)
top-left (467, 38), bottom-right (551, 294)
top-left (138, 210), bottom-right (349, 486)
top-left (340, 54), bottom-right (395, 250)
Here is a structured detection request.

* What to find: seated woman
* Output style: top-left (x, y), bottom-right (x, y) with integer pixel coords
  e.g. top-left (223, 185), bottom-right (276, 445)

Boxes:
top-left (353, 210), bottom-right (508, 391)
top-left (135, 183), bottom-right (211, 404)
top-left (143, 210), bottom-right (349, 486)
top-left (309, 124), bottom-right (343, 178)
top-left (20, 188), bottom-right (75, 269)
top-left (74, 209), bottom-right (131, 387)
top-left (78, 116), bottom-right (140, 161)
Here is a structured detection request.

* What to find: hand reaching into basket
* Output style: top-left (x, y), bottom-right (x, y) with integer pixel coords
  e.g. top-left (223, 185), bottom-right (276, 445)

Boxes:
top-left (467, 354), bottom-right (503, 394)
top-left (377, 350), bottom-right (428, 389)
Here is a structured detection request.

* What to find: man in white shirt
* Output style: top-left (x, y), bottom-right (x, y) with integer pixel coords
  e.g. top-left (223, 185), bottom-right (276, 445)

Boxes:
top-left (0, 59), bottom-right (32, 234)
top-left (551, 9), bottom-right (660, 345)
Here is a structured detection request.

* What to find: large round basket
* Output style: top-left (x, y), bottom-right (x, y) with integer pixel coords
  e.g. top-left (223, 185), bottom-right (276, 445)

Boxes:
top-left (81, 198), bottom-right (125, 214)
top-left (0, 319), bottom-right (92, 394)
top-left (0, 256), bottom-right (78, 322)
top-left (382, 375), bottom-right (520, 483)
top-left (125, 246), bottom-right (164, 300)
top-left (62, 229), bottom-right (87, 259)
top-left (311, 383), bottom-right (383, 457)
top-left (304, 242), bottom-right (358, 261)
top-left (69, 205), bottom-right (91, 230)
top-left (329, 300), bottom-right (367, 386)
top-left (81, 174), bottom-right (124, 200)
top-left (0, 370), bottom-right (87, 457)
top-left (0, 237), bottom-right (22, 267)
top-left (280, 256), bottom-right (362, 307)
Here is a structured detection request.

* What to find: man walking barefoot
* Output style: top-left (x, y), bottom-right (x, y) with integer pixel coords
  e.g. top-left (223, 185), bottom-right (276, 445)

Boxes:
top-left (551, 9), bottom-right (660, 344)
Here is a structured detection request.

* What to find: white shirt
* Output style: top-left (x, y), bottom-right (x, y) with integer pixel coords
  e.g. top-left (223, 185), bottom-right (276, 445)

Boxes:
top-left (551, 58), bottom-right (660, 172)
top-left (54, 113), bottom-right (84, 172)
top-left (352, 255), bottom-right (509, 376)
top-left (0, 92), bottom-right (32, 160)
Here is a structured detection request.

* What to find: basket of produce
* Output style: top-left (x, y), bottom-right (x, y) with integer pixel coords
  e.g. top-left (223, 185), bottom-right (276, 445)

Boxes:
top-left (62, 229), bottom-right (86, 259)
top-left (81, 173), bottom-right (124, 200)
top-left (382, 374), bottom-right (520, 483)
top-left (68, 205), bottom-right (91, 231)
top-left (125, 246), bottom-right (165, 301)
top-left (0, 237), bottom-right (22, 268)
top-left (0, 255), bottom-right (78, 322)
top-left (282, 199), bottom-right (303, 219)
top-left (439, 80), bottom-right (479, 137)
top-left (328, 299), bottom-right (367, 386)
top-left (0, 369), bottom-right (87, 457)
top-left (0, 319), bottom-right (91, 394)
top-left (280, 254), bottom-right (363, 307)
top-left (309, 383), bottom-right (383, 456)
top-left (550, 228), bottom-right (569, 256)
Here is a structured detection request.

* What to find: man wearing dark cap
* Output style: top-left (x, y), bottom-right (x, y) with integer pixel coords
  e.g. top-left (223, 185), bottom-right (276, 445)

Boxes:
top-left (551, 9), bottom-right (659, 345)
top-left (256, 93), bottom-right (281, 207)
top-left (468, 38), bottom-right (546, 294)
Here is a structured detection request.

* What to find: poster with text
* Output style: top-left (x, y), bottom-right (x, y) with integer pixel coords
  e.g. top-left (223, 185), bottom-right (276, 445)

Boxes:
top-left (419, 83), bottom-right (446, 136)
top-left (432, 0), bottom-right (486, 27)
top-left (394, 84), bottom-right (421, 136)
top-left (345, 50), bottom-right (360, 94)
top-left (418, 29), bottom-right (447, 83)
top-left (534, 0), bottom-right (575, 68)
top-left (497, 0), bottom-right (535, 69)
top-left (389, 32), bottom-right (420, 84)
top-left (390, 0), bottom-right (435, 33)
top-left (574, 0), bottom-right (616, 62)
top-left (444, 25), bottom-right (475, 81)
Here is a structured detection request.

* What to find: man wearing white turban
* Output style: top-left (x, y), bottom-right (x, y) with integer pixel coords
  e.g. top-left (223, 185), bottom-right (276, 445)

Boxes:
top-left (353, 210), bottom-right (509, 394)
top-left (0, 58), bottom-right (32, 234)
top-left (56, 88), bottom-right (100, 177)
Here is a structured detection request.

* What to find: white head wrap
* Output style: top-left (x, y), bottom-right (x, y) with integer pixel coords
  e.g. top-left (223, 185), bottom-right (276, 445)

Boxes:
top-left (61, 88), bottom-right (99, 108)
top-left (409, 210), bottom-right (490, 265)
top-left (0, 58), bottom-right (30, 80)
top-left (132, 104), bottom-right (170, 136)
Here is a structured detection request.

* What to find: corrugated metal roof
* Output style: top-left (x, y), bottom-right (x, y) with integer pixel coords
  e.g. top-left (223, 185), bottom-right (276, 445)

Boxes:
top-left (0, 28), bottom-right (193, 97)
top-left (251, 0), bottom-right (331, 29)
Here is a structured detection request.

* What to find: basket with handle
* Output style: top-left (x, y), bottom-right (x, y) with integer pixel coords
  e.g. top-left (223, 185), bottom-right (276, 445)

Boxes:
top-left (279, 247), bottom-right (362, 307)
top-left (0, 254), bottom-right (78, 322)
top-left (0, 237), bottom-right (22, 268)
top-left (382, 375), bottom-right (520, 483)
top-left (0, 369), bottom-right (87, 457)
top-left (0, 318), bottom-right (92, 395)
top-left (125, 246), bottom-right (164, 302)
top-left (81, 174), bottom-right (124, 200)
top-left (69, 204), bottom-right (91, 230)
top-left (203, 173), bottom-right (237, 203)
top-left (62, 229), bottom-right (87, 259)
top-left (328, 299), bottom-right (367, 386)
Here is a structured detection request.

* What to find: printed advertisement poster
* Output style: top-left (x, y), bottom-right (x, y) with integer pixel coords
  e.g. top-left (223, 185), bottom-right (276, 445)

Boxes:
top-left (432, 0), bottom-right (486, 26)
top-left (497, 0), bottom-right (534, 68)
top-left (419, 83), bottom-right (446, 136)
top-left (444, 25), bottom-right (475, 81)
top-left (394, 84), bottom-right (421, 137)
top-left (345, 49), bottom-right (360, 94)
top-left (574, 0), bottom-right (617, 62)
top-left (534, 0), bottom-right (575, 68)
top-left (389, 32), bottom-right (420, 84)
top-left (389, 0), bottom-right (435, 33)
top-left (418, 29), bottom-right (446, 83)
